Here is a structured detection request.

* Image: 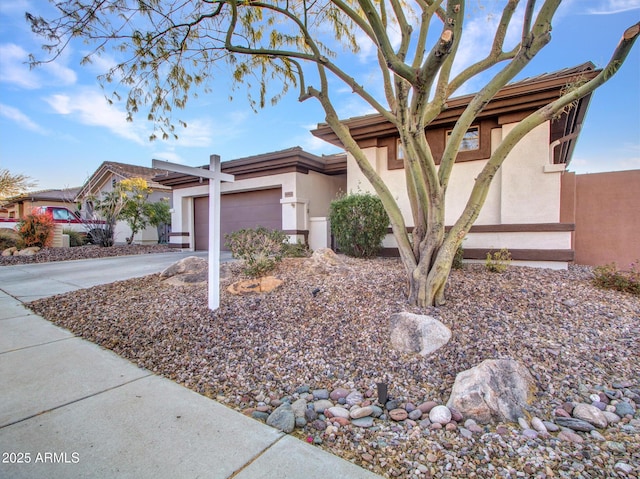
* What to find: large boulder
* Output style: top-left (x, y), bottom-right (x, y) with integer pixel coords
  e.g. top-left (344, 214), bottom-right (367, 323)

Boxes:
top-left (160, 256), bottom-right (208, 286)
top-left (390, 312), bottom-right (451, 356)
top-left (446, 359), bottom-right (536, 424)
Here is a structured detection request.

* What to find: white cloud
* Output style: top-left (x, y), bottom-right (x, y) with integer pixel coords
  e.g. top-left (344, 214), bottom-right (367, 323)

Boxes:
top-left (586, 0), bottom-right (640, 15)
top-left (0, 103), bottom-right (48, 134)
top-left (0, 43), bottom-right (76, 89)
top-left (45, 88), bottom-right (148, 144)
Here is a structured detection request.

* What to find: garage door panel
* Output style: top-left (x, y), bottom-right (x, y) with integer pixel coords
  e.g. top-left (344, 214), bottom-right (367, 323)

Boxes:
top-left (194, 188), bottom-right (282, 251)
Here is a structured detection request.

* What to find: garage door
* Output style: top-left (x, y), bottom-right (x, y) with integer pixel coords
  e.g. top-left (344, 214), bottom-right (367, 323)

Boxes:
top-left (193, 188), bottom-right (283, 251)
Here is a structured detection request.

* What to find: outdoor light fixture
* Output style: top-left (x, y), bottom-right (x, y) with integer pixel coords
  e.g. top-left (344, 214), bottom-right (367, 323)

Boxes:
top-left (377, 382), bottom-right (388, 405)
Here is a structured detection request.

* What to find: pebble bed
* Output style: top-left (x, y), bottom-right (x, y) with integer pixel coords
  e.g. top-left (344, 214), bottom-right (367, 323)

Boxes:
top-left (0, 244), bottom-right (174, 265)
top-left (27, 256), bottom-right (639, 478)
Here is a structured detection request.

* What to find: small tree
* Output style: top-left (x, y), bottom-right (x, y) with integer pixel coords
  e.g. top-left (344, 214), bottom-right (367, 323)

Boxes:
top-left (118, 178), bottom-right (153, 245)
top-left (329, 193), bottom-right (389, 258)
top-left (90, 188), bottom-right (128, 247)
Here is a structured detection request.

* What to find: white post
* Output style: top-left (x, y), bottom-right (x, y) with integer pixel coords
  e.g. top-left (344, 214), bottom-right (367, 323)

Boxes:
top-left (152, 156), bottom-right (234, 311)
top-left (209, 154), bottom-right (221, 310)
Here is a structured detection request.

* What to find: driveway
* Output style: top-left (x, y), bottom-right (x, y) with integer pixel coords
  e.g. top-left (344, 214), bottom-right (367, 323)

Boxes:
top-left (0, 250), bottom-right (224, 302)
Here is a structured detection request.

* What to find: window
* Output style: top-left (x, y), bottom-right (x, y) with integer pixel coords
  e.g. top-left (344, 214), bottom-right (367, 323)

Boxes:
top-left (397, 139), bottom-right (404, 160)
top-left (447, 126), bottom-right (480, 151)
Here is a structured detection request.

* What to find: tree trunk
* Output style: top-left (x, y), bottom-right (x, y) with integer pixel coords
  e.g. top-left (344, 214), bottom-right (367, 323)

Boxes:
top-left (407, 229), bottom-right (458, 307)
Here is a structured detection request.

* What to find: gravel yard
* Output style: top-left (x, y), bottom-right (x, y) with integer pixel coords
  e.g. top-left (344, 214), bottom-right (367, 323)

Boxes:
top-left (0, 244), bottom-right (174, 265)
top-left (26, 254), bottom-right (640, 478)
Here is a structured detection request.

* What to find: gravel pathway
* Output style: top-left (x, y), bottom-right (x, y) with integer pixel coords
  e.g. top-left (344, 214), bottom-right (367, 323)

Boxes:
top-left (27, 256), bottom-right (639, 478)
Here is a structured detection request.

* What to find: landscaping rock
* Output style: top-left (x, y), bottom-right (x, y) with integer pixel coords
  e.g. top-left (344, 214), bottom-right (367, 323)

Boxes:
top-left (266, 403), bottom-right (295, 433)
top-left (389, 312), bottom-right (451, 356)
top-left (160, 256), bottom-right (208, 285)
top-left (446, 359), bottom-right (536, 424)
top-left (572, 403), bottom-right (608, 429)
top-left (227, 276), bottom-right (283, 294)
top-left (429, 405), bottom-right (452, 425)
top-left (17, 246), bottom-right (40, 256)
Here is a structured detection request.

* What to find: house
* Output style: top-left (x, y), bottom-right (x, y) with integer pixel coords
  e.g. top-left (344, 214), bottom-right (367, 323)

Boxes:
top-left (311, 62), bottom-right (603, 269)
top-left (75, 161), bottom-right (172, 244)
top-left (154, 147), bottom-right (346, 251)
top-left (1, 187), bottom-right (81, 219)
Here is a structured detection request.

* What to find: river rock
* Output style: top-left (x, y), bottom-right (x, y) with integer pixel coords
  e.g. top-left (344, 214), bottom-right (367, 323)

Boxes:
top-left (291, 398), bottom-right (307, 418)
top-left (350, 406), bottom-right (374, 419)
top-left (446, 359), bottom-right (536, 424)
top-left (429, 405), bottom-right (452, 425)
top-left (555, 417), bottom-right (595, 432)
top-left (389, 408), bottom-right (409, 421)
top-left (572, 403), bottom-right (608, 429)
top-left (328, 406), bottom-right (350, 419)
top-left (351, 417), bottom-right (374, 428)
top-left (390, 312), bottom-right (451, 356)
top-left (266, 403), bottom-right (295, 433)
top-left (615, 401), bottom-right (635, 417)
top-left (313, 399), bottom-right (333, 413)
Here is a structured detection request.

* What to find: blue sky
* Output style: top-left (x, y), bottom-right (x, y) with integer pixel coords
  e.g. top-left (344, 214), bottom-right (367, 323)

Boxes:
top-left (0, 0), bottom-right (638, 191)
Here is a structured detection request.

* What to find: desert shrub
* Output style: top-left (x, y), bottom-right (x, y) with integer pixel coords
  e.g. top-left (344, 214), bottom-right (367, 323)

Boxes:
top-left (63, 228), bottom-right (86, 247)
top-left (485, 248), bottom-right (512, 273)
top-left (593, 262), bottom-right (640, 296)
top-left (17, 212), bottom-right (55, 248)
top-left (0, 228), bottom-right (22, 250)
top-left (329, 193), bottom-right (389, 258)
top-left (225, 226), bottom-right (288, 277)
top-left (452, 245), bottom-right (464, 270)
top-left (284, 240), bottom-right (311, 258)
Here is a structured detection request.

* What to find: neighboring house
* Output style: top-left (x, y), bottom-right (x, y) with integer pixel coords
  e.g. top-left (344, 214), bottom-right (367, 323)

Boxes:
top-left (311, 62), bottom-right (602, 269)
top-left (76, 161), bottom-right (172, 244)
top-left (1, 187), bottom-right (81, 219)
top-left (154, 147), bottom-right (346, 251)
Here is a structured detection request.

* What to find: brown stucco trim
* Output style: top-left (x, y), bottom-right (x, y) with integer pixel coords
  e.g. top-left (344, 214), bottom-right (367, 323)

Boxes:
top-left (386, 223), bottom-right (575, 234)
top-left (282, 229), bottom-right (310, 244)
top-left (380, 247), bottom-right (574, 262)
top-left (169, 232), bottom-right (190, 237)
top-left (169, 243), bottom-right (190, 249)
top-left (311, 63), bottom-right (599, 149)
top-left (155, 147), bottom-right (347, 187)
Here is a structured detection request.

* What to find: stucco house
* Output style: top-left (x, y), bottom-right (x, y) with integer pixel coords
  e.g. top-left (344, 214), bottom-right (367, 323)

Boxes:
top-left (311, 62), bottom-right (600, 269)
top-left (1, 187), bottom-right (81, 219)
top-left (154, 147), bottom-right (346, 251)
top-left (76, 161), bottom-right (172, 244)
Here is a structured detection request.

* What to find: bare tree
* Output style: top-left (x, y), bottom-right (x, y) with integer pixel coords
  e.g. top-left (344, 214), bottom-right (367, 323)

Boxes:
top-left (27, 0), bottom-right (640, 305)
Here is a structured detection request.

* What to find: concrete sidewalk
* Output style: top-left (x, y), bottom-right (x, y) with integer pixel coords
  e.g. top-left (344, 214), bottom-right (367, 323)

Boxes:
top-left (0, 254), bottom-right (383, 478)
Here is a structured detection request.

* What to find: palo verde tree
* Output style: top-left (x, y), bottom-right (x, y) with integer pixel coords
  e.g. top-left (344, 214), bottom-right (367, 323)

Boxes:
top-left (27, 1), bottom-right (639, 306)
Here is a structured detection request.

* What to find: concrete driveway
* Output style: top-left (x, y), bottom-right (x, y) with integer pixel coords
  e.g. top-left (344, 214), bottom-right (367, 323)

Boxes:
top-left (0, 250), bottom-right (216, 302)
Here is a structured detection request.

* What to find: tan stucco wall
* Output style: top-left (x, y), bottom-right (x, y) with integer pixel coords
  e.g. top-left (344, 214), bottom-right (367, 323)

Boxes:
top-left (572, 170), bottom-right (640, 267)
top-left (346, 120), bottom-right (571, 265)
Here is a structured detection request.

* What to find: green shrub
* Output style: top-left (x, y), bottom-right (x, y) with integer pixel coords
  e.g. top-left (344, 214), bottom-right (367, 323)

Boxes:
top-left (593, 262), bottom-right (640, 296)
top-left (63, 228), bottom-right (86, 247)
top-left (0, 228), bottom-right (22, 250)
top-left (17, 212), bottom-right (55, 248)
top-left (485, 248), bottom-right (512, 273)
top-left (225, 226), bottom-right (288, 277)
top-left (329, 192), bottom-right (389, 258)
top-left (452, 245), bottom-right (464, 270)
top-left (284, 240), bottom-right (311, 258)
